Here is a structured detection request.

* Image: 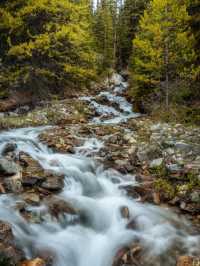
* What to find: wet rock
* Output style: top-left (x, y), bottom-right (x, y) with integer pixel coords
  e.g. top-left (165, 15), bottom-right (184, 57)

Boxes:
top-left (120, 206), bottom-right (130, 219)
top-left (40, 175), bottom-right (63, 191)
top-left (22, 192), bottom-right (40, 205)
top-left (1, 143), bottom-right (17, 156)
top-left (0, 221), bottom-right (24, 265)
top-left (47, 197), bottom-right (78, 218)
top-left (0, 158), bottom-right (19, 176)
top-left (0, 221), bottom-right (13, 245)
top-left (21, 258), bottom-right (46, 266)
top-left (3, 171), bottom-right (23, 193)
top-left (112, 244), bottom-right (142, 266)
top-left (176, 256), bottom-right (200, 266)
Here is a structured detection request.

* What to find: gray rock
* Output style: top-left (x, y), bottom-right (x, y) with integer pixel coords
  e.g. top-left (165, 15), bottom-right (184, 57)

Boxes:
top-left (149, 158), bottom-right (164, 169)
top-left (0, 158), bottom-right (19, 176)
top-left (175, 142), bottom-right (192, 153)
top-left (190, 191), bottom-right (200, 203)
top-left (166, 164), bottom-right (183, 174)
top-left (1, 142), bottom-right (17, 156)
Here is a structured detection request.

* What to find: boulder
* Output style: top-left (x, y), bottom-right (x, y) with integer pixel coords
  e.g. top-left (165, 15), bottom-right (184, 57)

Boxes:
top-left (0, 221), bottom-right (24, 265)
top-left (21, 258), bottom-right (46, 266)
top-left (47, 197), bottom-right (77, 218)
top-left (120, 206), bottom-right (130, 219)
top-left (0, 158), bottom-right (19, 176)
top-left (22, 193), bottom-right (40, 205)
top-left (1, 143), bottom-right (17, 156)
top-left (176, 256), bottom-right (200, 266)
top-left (149, 158), bottom-right (164, 169)
top-left (40, 175), bottom-right (63, 191)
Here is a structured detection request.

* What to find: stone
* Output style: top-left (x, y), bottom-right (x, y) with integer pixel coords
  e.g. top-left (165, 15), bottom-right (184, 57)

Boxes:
top-left (190, 191), bottom-right (200, 203)
top-left (47, 198), bottom-right (78, 218)
top-left (40, 175), bottom-right (63, 191)
top-left (166, 164), bottom-right (184, 174)
top-left (21, 258), bottom-right (46, 266)
top-left (1, 142), bottom-right (17, 156)
top-left (176, 256), bottom-right (200, 266)
top-left (149, 158), bottom-right (164, 169)
top-left (0, 158), bottom-right (19, 176)
top-left (22, 193), bottom-right (40, 205)
top-left (0, 221), bottom-right (13, 245)
top-left (0, 221), bottom-right (24, 265)
top-left (120, 206), bottom-right (130, 219)
top-left (175, 142), bottom-right (192, 153)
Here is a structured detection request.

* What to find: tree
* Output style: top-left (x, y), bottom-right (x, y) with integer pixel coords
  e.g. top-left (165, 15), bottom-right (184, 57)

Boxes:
top-left (0, 0), bottom-right (97, 96)
top-left (93, 0), bottom-right (117, 71)
top-left (117, 0), bottom-right (149, 68)
top-left (130, 0), bottom-right (195, 109)
top-left (188, 0), bottom-right (200, 80)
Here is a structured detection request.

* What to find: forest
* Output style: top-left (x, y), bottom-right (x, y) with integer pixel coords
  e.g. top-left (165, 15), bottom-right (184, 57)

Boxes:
top-left (0, 0), bottom-right (199, 123)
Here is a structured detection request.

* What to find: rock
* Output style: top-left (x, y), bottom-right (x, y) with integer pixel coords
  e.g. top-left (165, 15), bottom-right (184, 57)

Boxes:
top-left (0, 221), bottom-right (24, 264)
top-left (0, 221), bottom-right (13, 245)
top-left (150, 123), bottom-right (163, 132)
top-left (1, 143), bottom-right (17, 156)
top-left (149, 158), bottom-right (164, 169)
top-left (176, 256), bottom-right (200, 266)
top-left (190, 191), bottom-right (200, 203)
top-left (0, 113), bottom-right (5, 118)
top-left (0, 158), bottom-right (19, 176)
top-left (21, 258), bottom-right (46, 266)
top-left (166, 164), bottom-right (184, 174)
top-left (175, 142), bottom-right (192, 153)
top-left (40, 175), bottom-right (63, 191)
top-left (137, 145), bottom-right (162, 163)
top-left (120, 206), bottom-right (130, 219)
top-left (22, 193), bottom-right (40, 205)
top-left (47, 198), bottom-right (78, 218)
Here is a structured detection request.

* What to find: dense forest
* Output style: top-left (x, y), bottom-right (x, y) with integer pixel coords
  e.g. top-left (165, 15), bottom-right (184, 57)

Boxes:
top-left (0, 0), bottom-right (199, 123)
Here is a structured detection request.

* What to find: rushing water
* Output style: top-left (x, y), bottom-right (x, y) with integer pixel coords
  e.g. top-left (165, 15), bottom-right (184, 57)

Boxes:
top-left (0, 74), bottom-right (199, 266)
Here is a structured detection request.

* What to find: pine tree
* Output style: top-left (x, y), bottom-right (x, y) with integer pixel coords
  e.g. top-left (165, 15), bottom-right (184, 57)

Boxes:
top-left (117, 0), bottom-right (149, 68)
top-left (0, 0), bottom-right (97, 95)
top-left (130, 0), bottom-right (195, 109)
top-left (188, 0), bottom-right (200, 80)
top-left (93, 0), bottom-right (116, 71)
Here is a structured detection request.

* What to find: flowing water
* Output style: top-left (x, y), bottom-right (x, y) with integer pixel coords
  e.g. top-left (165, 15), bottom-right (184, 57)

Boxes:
top-left (0, 74), bottom-right (199, 266)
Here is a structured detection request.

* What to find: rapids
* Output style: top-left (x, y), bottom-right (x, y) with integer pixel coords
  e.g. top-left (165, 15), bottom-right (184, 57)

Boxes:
top-left (0, 74), bottom-right (199, 266)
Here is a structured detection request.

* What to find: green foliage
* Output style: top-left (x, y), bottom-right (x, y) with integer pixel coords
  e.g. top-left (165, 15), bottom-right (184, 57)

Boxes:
top-left (130, 0), bottom-right (196, 105)
top-left (154, 178), bottom-right (175, 199)
top-left (0, 0), bottom-right (98, 94)
top-left (117, 0), bottom-right (149, 68)
top-left (93, 0), bottom-right (116, 71)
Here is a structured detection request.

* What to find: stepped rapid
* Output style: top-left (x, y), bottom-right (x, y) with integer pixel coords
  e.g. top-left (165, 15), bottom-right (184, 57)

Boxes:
top-left (0, 74), bottom-right (199, 266)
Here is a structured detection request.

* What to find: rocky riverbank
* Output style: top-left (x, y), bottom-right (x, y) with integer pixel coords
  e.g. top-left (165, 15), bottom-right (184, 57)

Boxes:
top-left (0, 74), bottom-right (199, 266)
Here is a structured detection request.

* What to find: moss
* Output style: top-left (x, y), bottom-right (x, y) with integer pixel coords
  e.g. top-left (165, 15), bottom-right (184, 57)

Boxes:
top-left (0, 90), bottom-right (9, 99)
top-left (154, 178), bottom-right (175, 199)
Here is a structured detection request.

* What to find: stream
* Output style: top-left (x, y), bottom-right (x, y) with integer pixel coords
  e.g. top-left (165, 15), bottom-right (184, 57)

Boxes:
top-left (0, 74), bottom-right (199, 266)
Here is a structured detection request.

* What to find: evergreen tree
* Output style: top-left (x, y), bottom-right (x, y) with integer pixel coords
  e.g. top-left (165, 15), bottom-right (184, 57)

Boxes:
top-left (93, 0), bottom-right (116, 71)
top-left (130, 0), bottom-right (195, 109)
top-left (188, 0), bottom-right (200, 80)
top-left (0, 0), bottom-right (97, 95)
top-left (117, 0), bottom-right (149, 68)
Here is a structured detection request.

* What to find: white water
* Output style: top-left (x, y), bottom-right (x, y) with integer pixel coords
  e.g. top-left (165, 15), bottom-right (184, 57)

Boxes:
top-left (80, 74), bottom-right (140, 124)
top-left (0, 74), bottom-right (199, 266)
